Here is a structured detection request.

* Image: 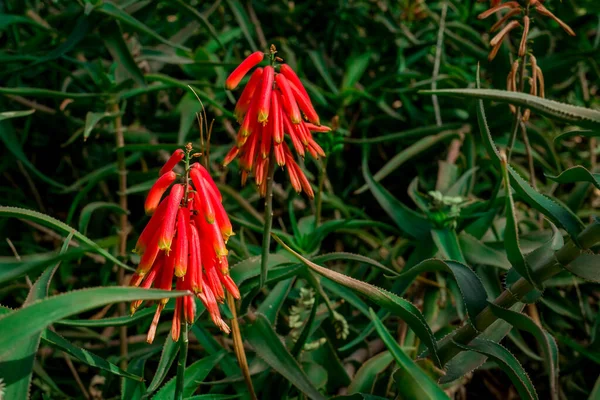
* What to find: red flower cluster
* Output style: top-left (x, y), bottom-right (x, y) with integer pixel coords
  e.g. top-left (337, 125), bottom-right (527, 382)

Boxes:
top-left (223, 48), bottom-right (331, 198)
top-left (131, 148), bottom-right (239, 343)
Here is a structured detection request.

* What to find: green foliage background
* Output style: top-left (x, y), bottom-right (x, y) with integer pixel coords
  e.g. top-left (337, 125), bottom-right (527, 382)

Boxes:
top-left (0, 0), bottom-right (599, 399)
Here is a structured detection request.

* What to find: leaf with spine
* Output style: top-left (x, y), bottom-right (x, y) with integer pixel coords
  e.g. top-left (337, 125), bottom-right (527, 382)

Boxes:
top-left (562, 254), bottom-right (600, 283)
top-left (546, 166), bottom-right (600, 190)
top-left (95, 2), bottom-right (189, 51)
top-left (171, 0), bottom-right (224, 50)
top-left (345, 123), bottom-right (465, 144)
top-left (229, 253), bottom-right (295, 287)
top-left (153, 351), bottom-right (226, 399)
top-left (370, 309), bottom-right (449, 400)
top-left (488, 302), bottom-right (559, 400)
top-left (245, 313), bottom-right (327, 400)
top-left (0, 120), bottom-right (67, 189)
top-left (0, 206), bottom-right (132, 271)
top-left (459, 233), bottom-right (511, 270)
top-left (472, 73), bottom-right (584, 241)
top-left (79, 202), bottom-right (128, 235)
top-left (101, 20), bottom-right (145, 86)
top-left (342, 52), bottom-right (371, 91)
top-left (322, 278), bottom-right (370, 317)
top-left (452, 338), bottom-right (538, 400)
top-left (0, 234), bottom-right (71, 400)
top-left (347, 351), bottom-right (393, 395)
top-left (307, 50), bottom-right (339, 94)
top-left (273, 234), bottom-right (441, 366)
top-left (500, 156), bottom-right (537, 287)
top-left (312, 252), bottom-right (400, 277)
top-left (0, 14), bottom-right (49, 30)
top-left (421, 88), bottom-right (600, 130)
top-left (395, 259), bottom-right (487, 326)
top-left (144, 334), bottom-right (179, 396)
top-left (440, 302), bottom-right (525, 384)
top-left (57, 303), bottom-right (174, 327)
top-left (0, 288), bottom-right (186, 354)
top-left (41, 329), bottom-right (142, 381)
top-left (362, 150), bottom-right (431, 240)
top-left (356, 130), bottom-right (459, 193)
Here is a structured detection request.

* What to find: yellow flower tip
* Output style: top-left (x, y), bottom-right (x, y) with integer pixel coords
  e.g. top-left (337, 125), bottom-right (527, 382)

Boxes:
top-left (258, 111), bottom-right (269, 124)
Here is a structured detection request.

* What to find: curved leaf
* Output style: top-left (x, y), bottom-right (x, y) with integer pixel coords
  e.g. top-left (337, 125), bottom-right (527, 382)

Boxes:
top-left (370, 309), bottom-right (449, 400)
top-left (500, 156), bottom-right (536, 287)
top-left (396, 259), bottom-right (487, 324)
top-left (422, 88), bottom-right (600, 130)
top-left (452, 338), bottom-right (538, 400)
top-left (459, 233), bottom-right (511, 270)
top-left (362, 150), bottom-right (431, 240)
top-left (347, 351), bottom-right (393, 394)
top-left (245, 313), bottom-right (326, 400)
top-left (0, 206), bottom-right (132, 271)
top-left (356, 130), bottom-right (459, 193)
top-left (546, 166), bottom-right (600, 190)
top-left (0, 287), bottom-right (186, 353)
top-left (0, 109), bottom-right (35, 121)
top-left (274, 234), bottom-right (441, 366)
top-left (473, 77), bottom-right (584, 241)
top-left (489, 303), bottom-right (558, 400)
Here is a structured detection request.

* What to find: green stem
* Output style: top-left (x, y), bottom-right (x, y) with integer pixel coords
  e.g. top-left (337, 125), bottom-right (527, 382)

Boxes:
top-left (436, 222), bottom-right (600, 365)
top-left (260, 154), bottom-right (276, 289)
top-left (174, 322), bottom-right (189, 400)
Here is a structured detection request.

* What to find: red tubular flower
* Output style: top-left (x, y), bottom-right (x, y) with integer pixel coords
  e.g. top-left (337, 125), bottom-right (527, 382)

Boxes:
top-left (187, 221), bottom-right (203, 293)
top-left (225, 51), bottom-right (264, 90)
top-left (280, 64), bottom-right (311, 102)
top-left (234, 67), bottom-right (263, 122)
top-left (133, 147), bottom-right (240, 343)
top-left (288, 81), bottom-right (320, 125)
top-left (159, 149), bottom-right (185, 176)
top-left (173, 208), bottom-right (189, 277)
top-left (257, 66), bottom-right (274, 124)
top-left (305, 123), bottom-right (331, 133)
top-left (145, 171), bottom-right (176, 215)
top-left (272, 92), bottom-right (284, 143)
top-left (190, 169), bottom-right (216, 224)
top-left (158, 184), bottom-right (184, 252)
top-left (275, 74), bottom-right (302, 124)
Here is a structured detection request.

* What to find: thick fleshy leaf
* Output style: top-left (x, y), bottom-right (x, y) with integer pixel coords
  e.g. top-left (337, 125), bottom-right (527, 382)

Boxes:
top-left (489, 303), bottom-right (559, 400)
top-left (362, 151), bottom-right (431, 240)
top-left (121, 348), bottom-right (160, 400)
top-left (41, 329), bottom-right (141, 381)
top-left (274, 235), bottom-right (441, 366)
top-left (145, 335), bottom-right (179, 395)
top-left (0, 234), bottom-right (71, 400)
top-left (370, 309), bottom-right (449, 399)
top-left (245, 313), bottom-right (327, 400)
top-left (459, 233), bottom-right (511, 270)
top-left (500, 156), bottom-right (536, 287)
top-left (0, 109), bottom-right (35, 121)
top-left (101, 20), bottom-right (145, 86)
top-left (431, 229), bottom-right (466, 263)
top-left (421, 88), bottom-right (600, 130)
top-left (57, 303), bottom-right (174, 327)
top-left (546, 166), bottom-right (600, 190)
top-left (562, 254), bottom-right (600, 283)
top-left (452, 338), bottom-right (538, 400)
top-left (395, 259), bottom-right (487, 324)
top-left (256, 278), bottom-right (294, 324)
top-left (473, 77), bottom-right (584, 241)
top-left (0, 288), bottom-right (186, 354)
top-left (0, 206), bottom-right (132, 271)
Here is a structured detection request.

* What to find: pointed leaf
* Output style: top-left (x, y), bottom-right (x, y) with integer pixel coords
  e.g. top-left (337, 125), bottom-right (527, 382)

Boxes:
top-left (546, 166), bottom-right (600, 190)
top-left (347, 351), bottom-right (393, 394)
top-left (422, 88), bottom-right (600, 130)
top-left (452, 338), bottom-right (538, 400)
top-left (245, 313), bottom-right (326, 400)
top-left (562, 254), bottom-right (600, 283)
top-left (370, 309), bottom-right (449, 399)
top-left (79, 201), bottom-right (128, 235)
top-left (273, 235), bottom-right (441, 366)
top-left (0, 206), bottom-right (132, 272)
top-left (489, 302), bottom-right (558, 400)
